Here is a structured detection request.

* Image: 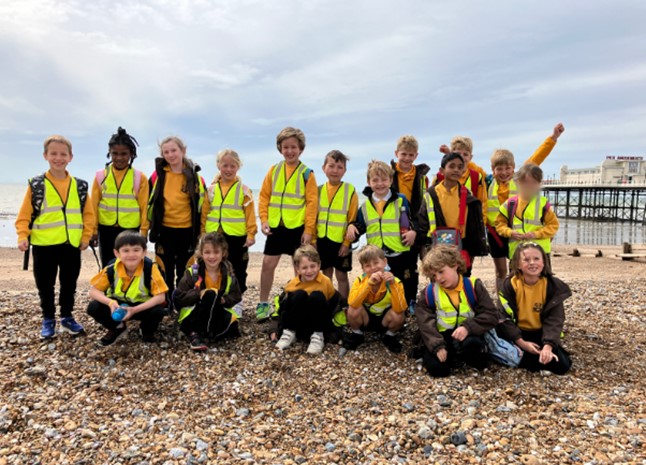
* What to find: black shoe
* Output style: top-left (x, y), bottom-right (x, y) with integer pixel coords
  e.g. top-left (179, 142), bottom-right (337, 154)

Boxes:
top-left (382, 334), bottom-right (403, 353)
top-left (189, 332), bottom-right (207, 352)
top-left (99, 325), bottom-right (128, 346)
top-left (226, 321), bottom-right (241, 339)
top-left (327, 327), bottom-right (343, 345)
top-left (342, 332), bottom-right (365, 351)
top-left (139, 328), bottom-right (157, 343)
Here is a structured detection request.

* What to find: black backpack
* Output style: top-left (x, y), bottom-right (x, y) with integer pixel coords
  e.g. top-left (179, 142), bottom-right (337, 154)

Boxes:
top-left (28, 174), bottom-right (88, 227)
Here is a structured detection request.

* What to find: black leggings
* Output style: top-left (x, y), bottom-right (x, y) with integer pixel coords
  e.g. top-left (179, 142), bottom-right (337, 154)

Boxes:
top-left (222, 234), bottom-right (249, 295)
top-left (279, 290), bottom-right (331, 340)
top-left (86, 300), bottom-right (165, 336)
top-left (32, 244), bottom-right (81, 319)
top-left (179, 290), bottom-right (235, 338)
top-left (519, 330), bottom-right (571, 375)
top-left (154, 226), bottom-right (195, 297)
top-left (386, 250), bottom-right (418, 305)
top-left (422, 331), bottom-right (488, 378)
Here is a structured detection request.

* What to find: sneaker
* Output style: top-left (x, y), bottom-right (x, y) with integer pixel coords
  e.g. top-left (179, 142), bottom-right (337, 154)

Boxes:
top-left (255, 302), bottom-right (271, 321)
top-left (306, 332), bottom-right (325, 355)
top-left (60, 317), bottom-right (84, 335)
top-left (342, 331), bottom-right (365, 351)
top-left (99, 325), bottom-right (128, 347)
top-left (189, 332), bottom-right (207, 352)
top-left (382, 333), bottom-right (403, 353)
top-left (138, 328), bottom-right (157, 343)
top-left (41, 318), bottom-right (56, 339)
top-left (233, 302), bottom-right (244, 319)
top-left (275, 329), bottom-right (296, 350)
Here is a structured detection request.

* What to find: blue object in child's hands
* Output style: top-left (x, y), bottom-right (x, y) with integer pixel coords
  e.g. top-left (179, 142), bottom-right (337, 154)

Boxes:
top-left (112, 306), bottom-right (128, 322)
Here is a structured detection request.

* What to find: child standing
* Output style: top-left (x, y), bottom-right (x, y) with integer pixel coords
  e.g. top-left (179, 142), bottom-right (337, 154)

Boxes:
top-left (15, 135), bottom-right (95, 338)
top-left (202, 149), bottom-right (257, 315)
top-left (495, 164), bottom-right (559, 261)
top-left (148, 136), bottom-right (208, 299)
top-left (418, 152), bottom-right (487, 276)
top-left (346, 160), bottom-right (419, 305)
top-left (270, 245), bottom-right (340, 355)
top-left (415, 245), bottom-right (498, 378)
top-left (174, 233), bottom-right (243, 352)
top-left (316, 150), bottom-right (358, 298)
top-left (256, 127), bottom-right (318, 320)
top-left (486, 123), bottom-right (565, 289)
top-left (87, 231), bottom-right (167, 346)
top-left (91, 127), bottom-right (149, 267)
top-left (342, 245), bottom-right (407, 353)
top-left (497, 242), bottom-right (572, 374)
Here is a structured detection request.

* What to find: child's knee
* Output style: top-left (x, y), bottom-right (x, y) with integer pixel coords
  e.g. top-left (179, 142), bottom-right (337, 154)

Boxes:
top-left (385, 310), bottom-right (405, 330)
top-left (422, 349), bottom-right (451, 378)
top-left (86, 300), bottom-right (104, 317)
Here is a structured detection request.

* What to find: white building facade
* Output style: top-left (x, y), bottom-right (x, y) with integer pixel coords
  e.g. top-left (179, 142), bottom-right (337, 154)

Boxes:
top-left (560, 156), bottom-right (646, 185)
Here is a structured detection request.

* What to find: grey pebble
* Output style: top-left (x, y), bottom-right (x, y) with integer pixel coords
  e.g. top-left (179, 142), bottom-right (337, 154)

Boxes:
top-left (450, 431), bottom-right (467, 446)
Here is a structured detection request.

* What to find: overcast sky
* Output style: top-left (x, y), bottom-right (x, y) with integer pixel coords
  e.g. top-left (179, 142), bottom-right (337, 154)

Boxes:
top-left (1, 0), bottom-right (645, 188)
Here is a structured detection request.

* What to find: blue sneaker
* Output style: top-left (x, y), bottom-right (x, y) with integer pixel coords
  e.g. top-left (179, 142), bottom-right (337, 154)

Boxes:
top-left (41, 318), bottom-right (56, 339)
top-left (60, 317), bottom-right (84, 335)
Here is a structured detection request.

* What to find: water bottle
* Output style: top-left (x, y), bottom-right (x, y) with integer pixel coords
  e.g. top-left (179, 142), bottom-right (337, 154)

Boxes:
top-left (399, 206), bottom-right (410, 236)
top-left (112, 306), bottom-right (128, 322)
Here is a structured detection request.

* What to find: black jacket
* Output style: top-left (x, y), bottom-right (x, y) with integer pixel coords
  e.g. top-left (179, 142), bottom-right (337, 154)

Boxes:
top-left (173, 260), bottom-right (242, 311)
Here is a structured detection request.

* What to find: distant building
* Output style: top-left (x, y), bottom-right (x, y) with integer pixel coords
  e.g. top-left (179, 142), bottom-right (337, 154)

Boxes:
top-left (560, 156), bottom-right (646, 184)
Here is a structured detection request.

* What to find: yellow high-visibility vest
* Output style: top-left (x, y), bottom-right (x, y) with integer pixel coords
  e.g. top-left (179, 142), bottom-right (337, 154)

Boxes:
top-left (499, 196), bottom-right (551, 258)
top-left (431, 277), bottom-right (477, 332)
top-left (486, 179), bottom-right (517, 227)
top-left (30, 177), bottom-right (83, 247)
top-left (268, 161), bottom-right (308, 229)
top-left (361, 196), bottom-right (409, 253)
top-left (205, 181), bottom-right (248, 236)
top-left (317, 182), bottom-right (354, 243)
top-left (97, 167), bottom-right (141, 229)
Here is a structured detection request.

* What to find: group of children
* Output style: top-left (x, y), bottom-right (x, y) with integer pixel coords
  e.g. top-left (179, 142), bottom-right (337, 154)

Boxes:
top-left (15, 122), bottom-right (572, 376)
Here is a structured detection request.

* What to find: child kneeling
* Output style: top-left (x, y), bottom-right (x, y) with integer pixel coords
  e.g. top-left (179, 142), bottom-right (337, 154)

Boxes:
top-left (415, 245), bottom-right (498, 377)
top-left (270, 245), bottom-right (340, 355)
top-left (174, 233), bottom-right (242, 352)
top-left (343, 245), bottom-right (407, 353)
top-left (87, 231), bottom-right (167, 346)
top-left (497, 242), bottom-right (572, 375)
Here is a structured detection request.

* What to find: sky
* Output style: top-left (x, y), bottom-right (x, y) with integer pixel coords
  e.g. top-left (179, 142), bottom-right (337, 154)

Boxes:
top-left (1, 0), bottom-right (645, 188)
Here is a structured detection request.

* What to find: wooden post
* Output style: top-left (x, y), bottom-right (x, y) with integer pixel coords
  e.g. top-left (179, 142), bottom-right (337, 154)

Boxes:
top-left (623, 242), bottom-right (633, 254)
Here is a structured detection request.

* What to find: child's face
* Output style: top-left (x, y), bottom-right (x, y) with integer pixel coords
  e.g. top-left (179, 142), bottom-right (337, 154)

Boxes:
top-left (440, 159), bottom-right (465, 183)
top-left (517, 176), bottom-right (542, 200)
top-left (395, 148), bottom-right (418, 172)
top-left (279, 137), bottom-right (303, 166)
top-left (492, 164), bottom-right (515, 183)
top-left (43, 142), bottom-right (73, 172)
top-left (368, 175), bottom-right (392, 197)
top-left (296, 257), bottom-right (320, 282)
top-left (322, 159), bottom-right (346, 185)
top-left (202, 244), bottom-right (224, 270)
top-left (432, 265), bottom-right (459, 289)
top-left (361, 257), bottom-right (387, 277)
top-left (115, 244), bottom-right (146, 272)
top-left (218, 156), bottom-right (240, 183)
top-left (454, 149), bottom-right (472, 163)
top-left (110, 144), bottom-right (133, 170)
top-left (161, 142), bottom-right (184, 168)
top-left (518, 247), bottom-right (544, 279)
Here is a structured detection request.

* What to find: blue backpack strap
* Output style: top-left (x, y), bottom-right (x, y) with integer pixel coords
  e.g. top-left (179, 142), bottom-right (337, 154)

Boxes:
top-left (303, 167), bottom-right (312, 183)
top-left (462, 277), bottom-right (478, 310)
top-left (424, 284), bottom-right (436, 310)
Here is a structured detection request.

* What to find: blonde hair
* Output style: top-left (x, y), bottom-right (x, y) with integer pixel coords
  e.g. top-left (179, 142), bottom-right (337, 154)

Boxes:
top-left (357, 244), bottom-right (386, 266)
top-left (515, 163), bottom-right (543, 183)
top-left (293, 244), bottom-right (321, 266)
top-left (159, 136), bottom-right (187, 156)
top-left (421, 245), bottom-right (467, 277)
top-left (450, 136), bottom-right (473, 154)
top-left (276, 127), bottom-right (306, 152)
top-left (396, 135), bottom-right (419, 152)
top-left (366, 160), bottom-right (394, 182)
top-left (43, 135), bottom-right (72, 154)
top-left (491, 149), bottom-right (515, 168)
top-left (217, 149), bottom-right (242, 168)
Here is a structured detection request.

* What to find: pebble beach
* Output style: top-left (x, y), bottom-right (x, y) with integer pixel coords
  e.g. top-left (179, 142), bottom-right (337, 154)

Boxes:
top-left (0, 245), bottom-right (644, 465)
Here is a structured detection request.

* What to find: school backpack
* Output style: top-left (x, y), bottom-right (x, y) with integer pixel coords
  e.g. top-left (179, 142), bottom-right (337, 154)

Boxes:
top-left (29, 174), bottom-right (88, 227)
top-left (424, 277), bottom-right (523, 367)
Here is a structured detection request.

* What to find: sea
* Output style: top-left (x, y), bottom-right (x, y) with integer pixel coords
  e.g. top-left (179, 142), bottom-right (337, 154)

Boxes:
top-left (1, 183), bottom-right (643, 251)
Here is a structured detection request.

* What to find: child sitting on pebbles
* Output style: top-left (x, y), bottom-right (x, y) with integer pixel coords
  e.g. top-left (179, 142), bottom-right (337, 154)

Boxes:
top-left (270, 245), bottom-right (341, 355)
top-left (174, 233), bottom-right (242, 352)
top-left (415, 245), bottom-right (498, 377)
top-left (496, 242), bottom-right (572, 375)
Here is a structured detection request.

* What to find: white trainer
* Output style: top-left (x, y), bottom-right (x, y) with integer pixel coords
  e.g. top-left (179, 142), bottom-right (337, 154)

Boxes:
top-left (306, 332), bottom-right (325, 355)
top-left (275, 329), bottom-right (296, 350)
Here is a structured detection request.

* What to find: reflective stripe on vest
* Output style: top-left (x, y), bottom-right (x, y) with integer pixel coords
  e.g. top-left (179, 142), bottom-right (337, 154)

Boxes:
top-left (486, 179), bottom-right (517, 226)
top-left (97, 167), bottom-right (141, 229)
top-left (205, 181), bottom-right (247, 236)
top-left (317, 182), bottom-right (354, 243)
top-left (434, 277), bottom-right (477, 332)
top-left (268, 161), bottom-right (307, 229)
top-left (500, 196), bottom-right (551, 258)
top-left (30, 177), bottom-right (83, 247)
top-left (178, 269), bottom-right (234, 323)
top-left (356, 274), bottom-right (400, 316)
top-left (361, 197), bottom-right (409, 253)
top-left (423, 191), bottom-right (437, 237)
top-left (106, 260), bottom-right (151, 304)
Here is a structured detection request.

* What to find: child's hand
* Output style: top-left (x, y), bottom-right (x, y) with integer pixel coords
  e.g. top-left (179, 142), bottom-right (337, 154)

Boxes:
top-left (517, 338), bottom-right (541, 355)
top-left (108, 300), bottom-right (121, 312)
top-left (452, 326), bottom-right (469, 342)
top-left (18, 240), bottom-right (29, 252)
top-left (401, 230), bottom-right (417, 246)
top-left (270, 332), bottom-right (278, 342)
top-left (301, 232), bottom-right (312, 245)
top-left (368, 272), bottom-right (383, 285)
top-left (510, 232), bottom-right (525, 241)
top-left (523, 232), bottom-right (537, 240)
top-left (436, 348), bottom-right (448, 362)
top-left (539, 344), bottom-right (559, 365)
top-left (261, 222), bottom-right (272, 235)
top-left (244, 237), bottom-right (256, 248)
top-left (345, 225), bottom-right (359, 242)
top-left (551, 123), bottom-right (565, 141)
top-left (382, 272), bottom-right (395, 284)
top-left (89, 234), bottom-right (98, 248)
top-left (439, 144), bottom-right (450, 155)
top-left (79, 242), bottom-right (89, 251)
top-left (338, 244), bottom-right (350, 257)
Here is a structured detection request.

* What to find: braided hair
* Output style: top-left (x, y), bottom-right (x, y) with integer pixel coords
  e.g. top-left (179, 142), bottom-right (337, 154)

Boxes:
top-left (106, 127), bottom-right (139, 164)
